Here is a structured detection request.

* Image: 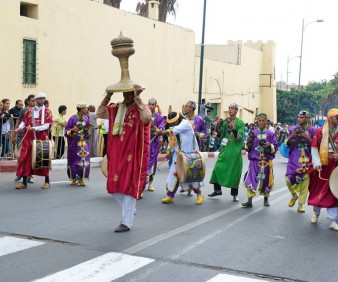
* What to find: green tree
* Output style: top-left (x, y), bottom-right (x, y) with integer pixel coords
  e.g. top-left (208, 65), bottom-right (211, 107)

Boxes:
top-left (277, 72), bottom-right (338, 123)
top-left (304, 80), bottom-right (327, 92)
top-left (103, 0), bottom-right (122, 8)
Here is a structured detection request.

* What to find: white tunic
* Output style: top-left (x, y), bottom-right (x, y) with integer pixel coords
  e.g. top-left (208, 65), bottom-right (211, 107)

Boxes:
top-left (166, 119), bottom-right (201, 190)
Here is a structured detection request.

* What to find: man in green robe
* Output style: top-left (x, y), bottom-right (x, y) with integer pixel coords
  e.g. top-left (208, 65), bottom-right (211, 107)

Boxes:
top-left (208, 103), bottom-right (245, 202)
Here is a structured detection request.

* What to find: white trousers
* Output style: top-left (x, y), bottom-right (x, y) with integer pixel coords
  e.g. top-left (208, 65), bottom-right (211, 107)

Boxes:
top-left (112, 193), bottom-right (136, 228)
top-left (313, 206), bottom-right (338, 221)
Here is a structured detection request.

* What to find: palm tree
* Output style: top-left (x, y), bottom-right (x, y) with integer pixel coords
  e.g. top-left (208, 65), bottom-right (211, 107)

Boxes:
top-left (103, 0), bottom-right (122, 9)
top-left (136, 0), bottom-right (177, 22)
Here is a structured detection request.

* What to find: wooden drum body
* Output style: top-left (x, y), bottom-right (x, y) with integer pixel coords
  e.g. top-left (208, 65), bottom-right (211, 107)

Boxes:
top-left (176, 151), bottom-right (205, 183)
top-left (329, 166), bottom-right (338, 199)
top-left (32, 140), bottom-right (52, 170)
top-left (101, 155), bottom-right (108, 177)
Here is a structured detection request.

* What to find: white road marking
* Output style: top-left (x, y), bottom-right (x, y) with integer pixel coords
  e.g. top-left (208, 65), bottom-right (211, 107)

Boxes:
top-left (0, 236), bottom-right (44, 256)
top-left (124, 187), bottom-right (288, 254)
top-left (207, 273), bottom-right (266, 282)
top-left (273, 235), bottom-right (285, 239)
top-left (33, 252), bottom-right (154, 282)
top-left (50, 181), bottom-right (71, 184)
top-left (127, 193), bottom-right (290, 282)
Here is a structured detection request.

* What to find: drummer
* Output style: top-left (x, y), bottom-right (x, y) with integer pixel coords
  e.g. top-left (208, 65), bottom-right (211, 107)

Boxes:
top-left (155, 112), bottom-right (204, 205)
top-left (308, 108), bottom-right (338, 231)
top-left (14, 93), bottom-right (53, 190)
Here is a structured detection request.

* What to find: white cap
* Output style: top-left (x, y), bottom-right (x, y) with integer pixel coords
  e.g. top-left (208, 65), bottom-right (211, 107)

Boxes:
top-left (76, 102), bottom-right (87, 108)
top-left (35, 93), bottom-right (46, 99)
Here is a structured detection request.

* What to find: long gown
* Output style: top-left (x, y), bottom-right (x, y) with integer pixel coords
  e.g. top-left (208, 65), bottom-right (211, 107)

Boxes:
top-left (65, 114), bottom-right (91, 180)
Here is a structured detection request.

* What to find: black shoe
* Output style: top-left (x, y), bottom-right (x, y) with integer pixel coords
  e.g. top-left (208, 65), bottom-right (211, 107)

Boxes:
top-left (232, 196), bottom-right (239, 202)
top-left (180, 188), bottom-right (185, 193)
top-left (264, 201), bottom-right (270, 207)
top-left (241, 202), bottom-right (253, 208)
top-left (27, 178), bottom-right (34, 184)
top-left (14, 176), bottom-right (22, 182)
top-left (208, 191), bottom-right (222, 197)
top-left (114, 224), bottom-right (130, 233)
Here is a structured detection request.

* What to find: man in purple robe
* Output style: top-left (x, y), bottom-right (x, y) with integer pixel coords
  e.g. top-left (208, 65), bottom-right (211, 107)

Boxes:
top-left (184, 101), bottom-right (207, 141)
top-left (144, 98), bottom-right (164, 192)
top-left (65, 102), bottom-right (91, 186)
top-left (242, 113), bottom-right (278, 208)
top-left (285, 110), bottom-right (316, 212)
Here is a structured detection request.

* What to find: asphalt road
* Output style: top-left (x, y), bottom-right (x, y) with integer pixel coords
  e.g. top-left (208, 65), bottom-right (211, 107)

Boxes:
top-left (0, 153), bottom-right (336, 282)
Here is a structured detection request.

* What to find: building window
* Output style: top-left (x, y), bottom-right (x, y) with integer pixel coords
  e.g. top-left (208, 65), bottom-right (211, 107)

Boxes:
top-left (23, 39), bottom-right (37, 85)
top-left (20, 2), bottom-right (38, 19)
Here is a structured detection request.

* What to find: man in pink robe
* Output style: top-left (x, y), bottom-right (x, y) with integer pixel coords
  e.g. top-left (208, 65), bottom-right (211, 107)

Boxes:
top-left (308, 108), bottom-right (338, 231)
top-left (97, 84), bottom-right (151, 232)
top-left (15, 93), bottom-right (53, 190)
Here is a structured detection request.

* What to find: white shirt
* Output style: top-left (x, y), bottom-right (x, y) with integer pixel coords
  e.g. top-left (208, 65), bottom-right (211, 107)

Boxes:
top-left (172, 119), bottom-right (199, 152)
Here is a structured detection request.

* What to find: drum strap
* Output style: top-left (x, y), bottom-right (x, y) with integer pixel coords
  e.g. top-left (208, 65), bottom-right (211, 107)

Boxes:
top-left (329, 130), bottom-right (336, 151)
top-left (176, 133), bottom-right (196, 152)
top-left (176, 134), bottom-right (181, 151)
top-left (329, 129), bottom-right (338, 161)
top-left (31, 113), bottom-right (37, 140)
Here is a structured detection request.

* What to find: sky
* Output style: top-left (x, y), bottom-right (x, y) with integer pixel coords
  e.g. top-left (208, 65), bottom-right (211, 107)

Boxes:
top-left (120, 0), bottom-right (338, 86)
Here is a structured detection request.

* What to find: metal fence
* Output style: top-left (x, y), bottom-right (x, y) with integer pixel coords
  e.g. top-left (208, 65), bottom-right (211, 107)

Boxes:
top-left (0, 118), bottom-right (105, 161)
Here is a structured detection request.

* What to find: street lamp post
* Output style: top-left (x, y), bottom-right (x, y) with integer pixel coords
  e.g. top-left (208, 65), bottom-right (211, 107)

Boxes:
top-left (286, 55), bottom-right (300, 90)
top-left (198, 0), bottom-right (207, 114)
top-left (296, 18), bottom-right (324, 112)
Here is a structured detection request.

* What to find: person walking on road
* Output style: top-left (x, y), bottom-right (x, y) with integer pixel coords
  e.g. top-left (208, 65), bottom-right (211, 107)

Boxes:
top-left (143, 98), bottom-right (164, 193)
top-left (308, 108), bottom-right (338, 231)
top-left (15, 93), bottom-right (53, 190)
top-left (155, 112), bottom-right (204, 205)
top-left (208, 103), bottom-right (244, 202)
top-left (65, 103), bottom-right (91, 186)
top-left (242, 113), bottom-right (278, 208)
top-left (285, 110), bottom-right (316, 213)
top-left (97, 84), bottom-right (151, 233)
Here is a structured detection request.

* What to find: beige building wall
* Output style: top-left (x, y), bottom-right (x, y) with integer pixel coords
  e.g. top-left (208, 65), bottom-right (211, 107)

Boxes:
top-left (0, 0), bottom-right (195, 117)
top-left (0, 0), bottom-right (276, 123)
top-left (195, 41), bottom-right (276, 123)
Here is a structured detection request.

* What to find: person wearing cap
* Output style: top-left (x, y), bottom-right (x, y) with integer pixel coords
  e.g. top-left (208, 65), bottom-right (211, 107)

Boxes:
top-left (155, 112), bottom-right (204, 205)
top-left (14, 93), bottom-right (53, 190)
top-left (96, 84), bottom-right (151, 233)
top-left (308, 108), bottom-right (338, 231)
top-left (208, 103), bottom-right (244, 202)
top-left (143, 98), bottom-right (164, 193)
top-left (184, 101), bottom-right (207, 142)
top-left (65, 102), bottom-right (91, 186)
top-left (242, 113), bottom-right (278, 208)
top-left (285, 110), bottom-right (316, 213)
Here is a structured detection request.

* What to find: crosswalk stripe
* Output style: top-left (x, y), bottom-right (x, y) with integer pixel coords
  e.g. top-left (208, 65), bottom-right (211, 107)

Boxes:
top-left (207, 274), bottom-right (266, 282)
top-left (0, 236), bottom-right (45, 256)
top-left (33, 252), bottom-right (154, 282)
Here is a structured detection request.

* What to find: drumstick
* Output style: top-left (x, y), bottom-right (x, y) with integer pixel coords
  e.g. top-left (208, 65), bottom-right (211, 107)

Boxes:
top-left (318, 170), bottom-right (328, 181)
top-left (156, 159), bottom-right (167, 171)
top-left (17, 130), bottom-right (29, 148)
